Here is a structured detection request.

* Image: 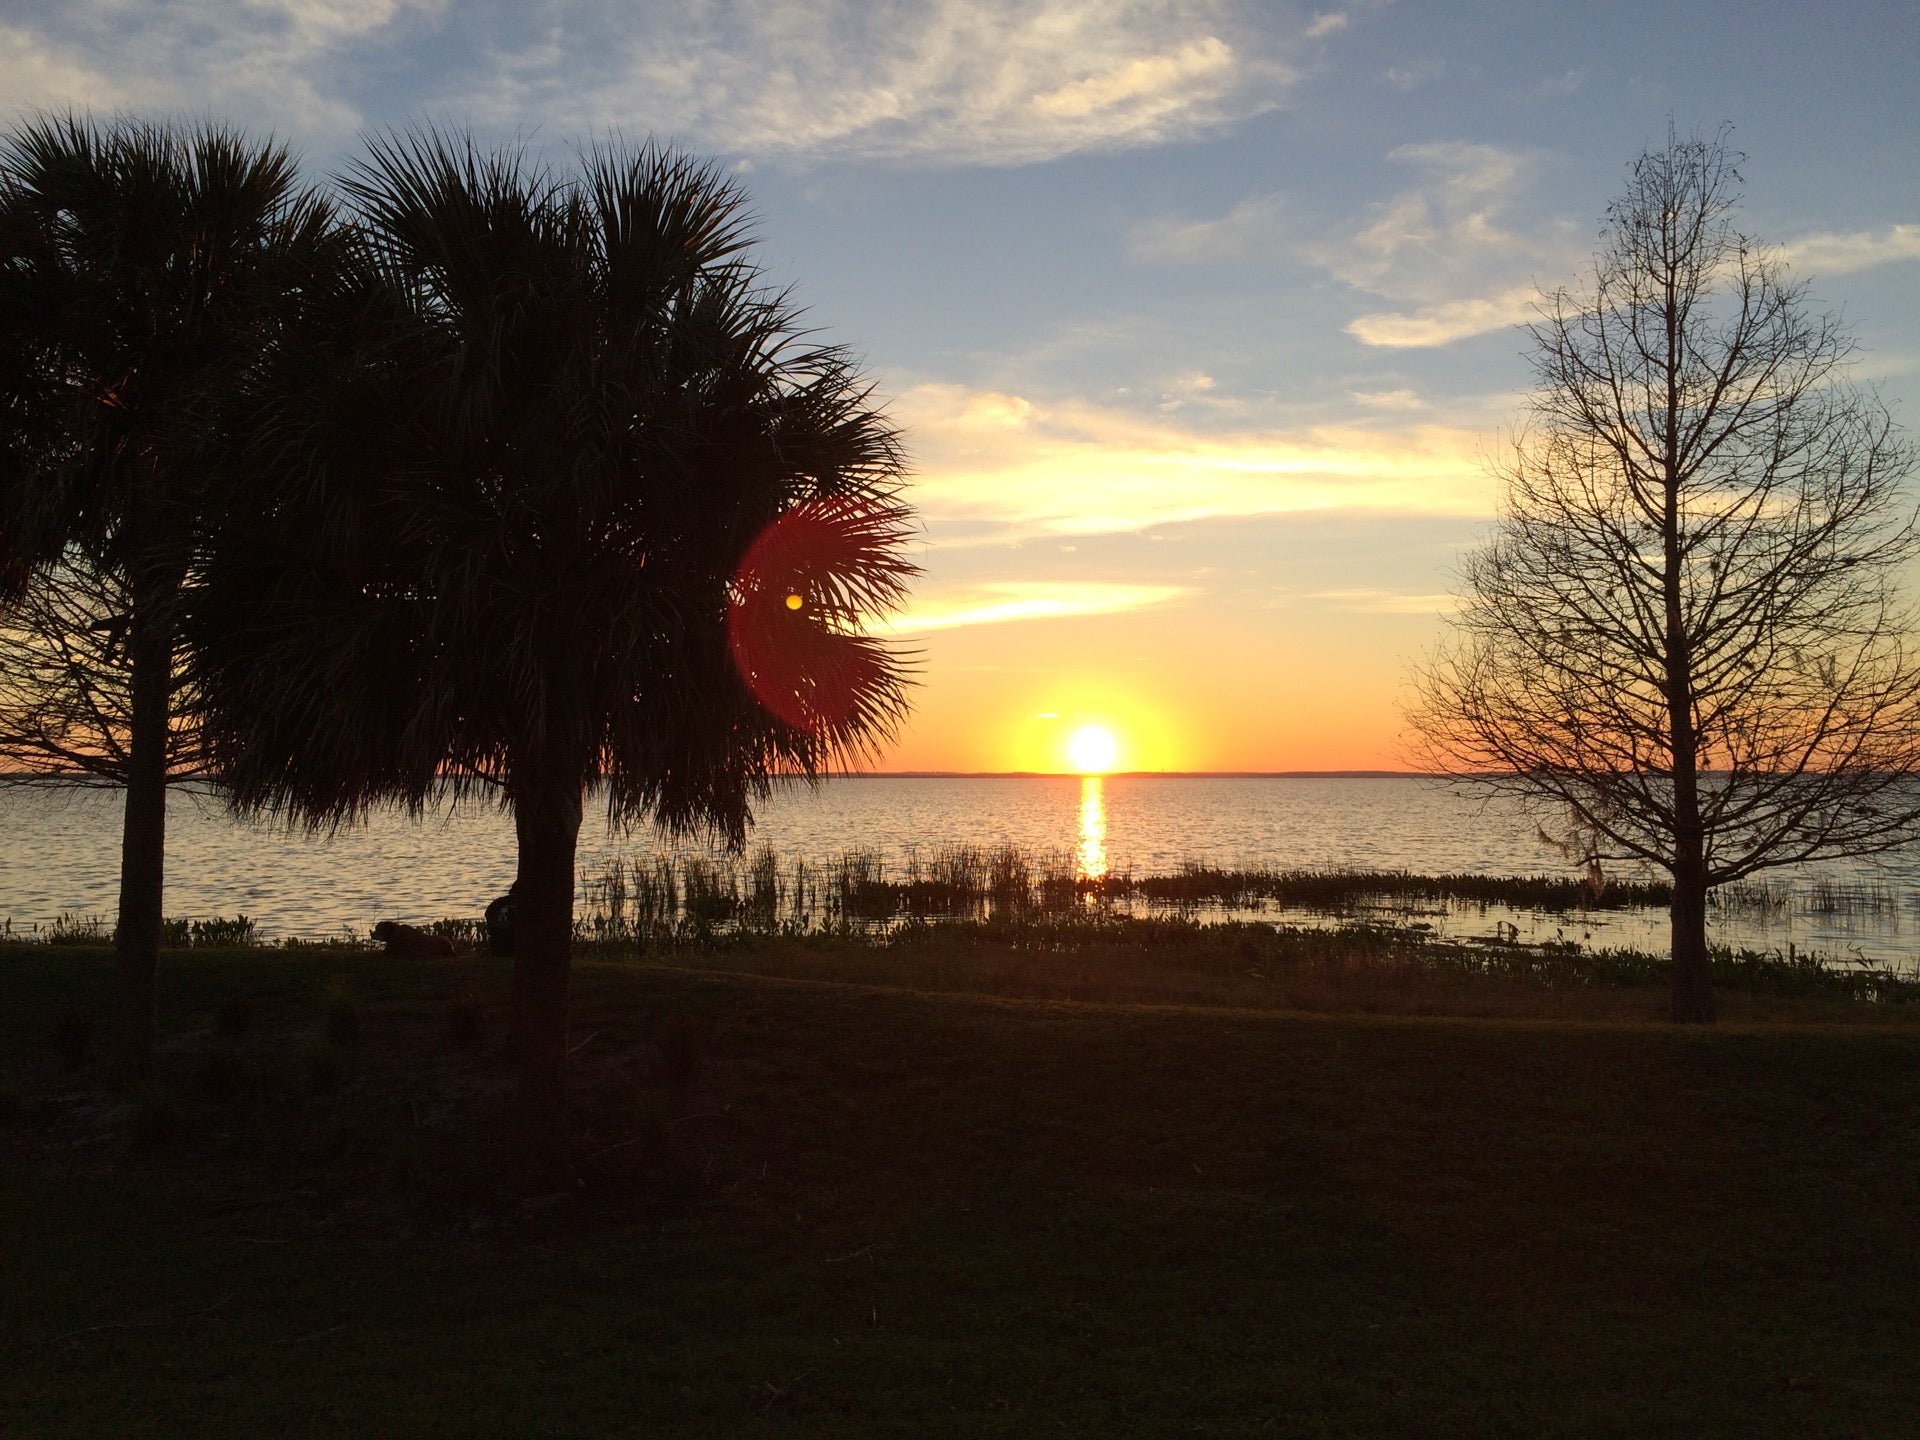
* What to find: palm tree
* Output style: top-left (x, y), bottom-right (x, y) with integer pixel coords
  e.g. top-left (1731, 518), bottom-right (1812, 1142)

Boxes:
top-left (192, 131), bottom-right (915, 1146)
top-left (0, 115), bottom-right (329, 1076)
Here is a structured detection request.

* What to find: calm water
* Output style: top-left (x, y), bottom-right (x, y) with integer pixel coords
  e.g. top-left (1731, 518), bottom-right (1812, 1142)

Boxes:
top-left (3, 775), bottom-right (1919, 965)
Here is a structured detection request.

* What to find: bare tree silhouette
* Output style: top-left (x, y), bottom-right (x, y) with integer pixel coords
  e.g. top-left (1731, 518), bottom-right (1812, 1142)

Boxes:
top-left (0, 545), bottom-right (207, 783)
top-left (1411, 129), bottom-right (1920, 1022)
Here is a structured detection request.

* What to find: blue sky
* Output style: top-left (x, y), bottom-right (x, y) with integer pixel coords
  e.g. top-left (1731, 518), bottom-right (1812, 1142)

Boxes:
top-left (6, 0), bottom-right (1916, 769)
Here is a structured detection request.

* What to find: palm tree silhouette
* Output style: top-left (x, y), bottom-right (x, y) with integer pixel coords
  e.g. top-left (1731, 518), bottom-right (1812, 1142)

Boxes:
top-left (193, 131), bottom-right (915, 1148)
top-left (0, 115), bottom-right (329, 1076)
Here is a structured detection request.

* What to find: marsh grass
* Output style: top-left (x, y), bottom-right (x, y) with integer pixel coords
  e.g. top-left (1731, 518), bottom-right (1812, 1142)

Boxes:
top-left (40, 913), bottom-right (109, 945)
top-left (1803, 880), bottom-right (1898, 915)
top-left (25, 912), bottom-right (258, 946)
top-left (577, 846), bottom-right (1663, 942)
top-left (563, 845), bottom-right (1919, 963)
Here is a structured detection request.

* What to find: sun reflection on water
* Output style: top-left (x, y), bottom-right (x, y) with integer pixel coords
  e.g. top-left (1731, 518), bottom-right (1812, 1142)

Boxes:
top-left (1077, 775), bottom-right (1108, 882)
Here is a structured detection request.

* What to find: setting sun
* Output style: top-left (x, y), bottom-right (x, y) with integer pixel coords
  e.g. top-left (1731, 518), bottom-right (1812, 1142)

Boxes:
top-left (1067, 724), bottom-right (1119, 774)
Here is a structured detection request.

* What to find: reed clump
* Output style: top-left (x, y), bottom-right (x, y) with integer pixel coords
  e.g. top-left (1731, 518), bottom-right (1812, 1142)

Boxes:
top-left (573, 843), bottom-right (1124, 943)
top-left (24, 913), bottom-right (258, 946)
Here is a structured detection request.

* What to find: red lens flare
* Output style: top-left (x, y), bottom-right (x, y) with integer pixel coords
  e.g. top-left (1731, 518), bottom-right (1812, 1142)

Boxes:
top-left (727, 498), bottom-right (885, 734)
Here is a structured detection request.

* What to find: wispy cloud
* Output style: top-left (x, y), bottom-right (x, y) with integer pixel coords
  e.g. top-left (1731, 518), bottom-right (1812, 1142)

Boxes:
top-left (1131, 139), bottom-right (1576, 348)
top-left (1348, 387), bottom-right (1429, 411)
top-left (1304, 12), bottom-right (1349, 38)
top-left (1342, 218), bottom-right (1920, 348)
top-left (0, 24), bottom-right (135, 114)
top-left (1031, 37), bottom-right (1234, 119)
top-left (1319, 141), bottom-right (1536, 291)
top-left (1324, 142), bottom-right (1575, 347)
top-left (471, 2), bottom-right (1303, 165)
top-left (1130, 191), bottom-right (1291, 263)
top-left (1301, 588), bottom-right (1457, 614)
top-left (1, 1), bottom-right (1325, 166)
top-left (1781, 224), bottom-right (1920, 277)
top-left (0, 3), bottom-right (439, 137)
top-left (883, 580), bottom-right (1192, 633)
top-left (895, 382), bottom-right (1493, 540)
top-left (1346, 284), bottom-right (1539, 348)
top-left (1526, 68), bottom-right (1584, 100)
top-left (1133, 141), bottom-right (1541, 275)
top-left (1381, 58), bottom-right (1445, 91)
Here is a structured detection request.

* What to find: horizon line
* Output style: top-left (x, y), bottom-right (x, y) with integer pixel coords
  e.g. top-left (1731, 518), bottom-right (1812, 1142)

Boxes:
top-left (827, 769), bottom-right (1436, 779)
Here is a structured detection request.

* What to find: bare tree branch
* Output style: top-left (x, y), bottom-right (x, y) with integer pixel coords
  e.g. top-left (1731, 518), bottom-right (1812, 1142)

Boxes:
top-left (0, 544), bottom-right (208, 785)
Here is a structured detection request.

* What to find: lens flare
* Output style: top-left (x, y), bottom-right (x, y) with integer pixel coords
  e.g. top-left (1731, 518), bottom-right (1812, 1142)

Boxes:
top-left (728, 497), bottom-right (897, 735)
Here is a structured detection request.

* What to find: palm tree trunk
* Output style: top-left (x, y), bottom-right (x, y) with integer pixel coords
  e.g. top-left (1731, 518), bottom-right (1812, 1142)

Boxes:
top-left (111, 597), bottom-right (172, 1081)
top-left (510, 771), bottom-right (583, 1166)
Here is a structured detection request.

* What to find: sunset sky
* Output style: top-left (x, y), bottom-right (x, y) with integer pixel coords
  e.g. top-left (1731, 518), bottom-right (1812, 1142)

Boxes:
top-left (7, 0), bottom-right (1916, 773)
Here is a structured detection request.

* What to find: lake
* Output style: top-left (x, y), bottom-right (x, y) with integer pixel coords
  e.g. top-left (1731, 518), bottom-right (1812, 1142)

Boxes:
top-left (4, 775), bottom-right (1919, 966)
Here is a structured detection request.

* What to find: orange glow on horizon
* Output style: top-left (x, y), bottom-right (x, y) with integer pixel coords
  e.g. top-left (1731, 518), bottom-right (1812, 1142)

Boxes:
top-left (869, 593), bottom-right (1430, 774)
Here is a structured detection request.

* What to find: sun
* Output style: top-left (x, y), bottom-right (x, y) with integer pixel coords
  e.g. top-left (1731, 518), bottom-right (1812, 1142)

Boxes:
top-left (1067, 724), bottom-right (1119, 774)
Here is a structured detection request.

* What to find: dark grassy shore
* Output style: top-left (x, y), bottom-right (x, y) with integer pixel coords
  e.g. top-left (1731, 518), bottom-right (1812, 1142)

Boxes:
top-left (5, 928), bottom-right (1919, 1437)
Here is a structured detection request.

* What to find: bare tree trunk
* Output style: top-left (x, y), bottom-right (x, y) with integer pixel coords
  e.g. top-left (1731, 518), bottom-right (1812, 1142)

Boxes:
top-left (1665, 594), bottom-right (1715, 1023)
top-left (510, 770), bottom-right (583, 1172)
top-left (111, 595), bottom-right (172, 1081)
top-left (1670, 844), bottom-right (1714, 1023)
top-left (1660, 264), bottom-right (1715, 1026)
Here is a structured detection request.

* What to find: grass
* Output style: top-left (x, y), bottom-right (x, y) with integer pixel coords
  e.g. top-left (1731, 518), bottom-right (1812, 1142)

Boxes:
top-left (4, 931), bottom-right (1919, 1437)
top-left (573, 850), bottom-right (1688, 940)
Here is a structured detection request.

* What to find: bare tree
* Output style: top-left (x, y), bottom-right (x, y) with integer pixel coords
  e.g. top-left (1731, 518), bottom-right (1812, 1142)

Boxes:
top-left (1410, 129), bottom-right (1920, 1023)
top-left (0, 544), bottom-right (206, 783)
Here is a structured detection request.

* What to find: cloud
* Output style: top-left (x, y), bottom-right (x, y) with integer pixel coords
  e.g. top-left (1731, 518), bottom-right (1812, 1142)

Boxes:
top-left (1137, 140), bottom-right (1540, 277)
top-left (1321, 142), bottom-right (1578, 347)
top-left (883, 581), bottom-right (1192, 634)
top-left (467, 1), bottom-right (1307, 166)
top-left (1302, 588), bottom-right (1457, 614)
top-left (1340, 215), bottom-right (1920, 350)
top-left (0, 24), bottom-right (135, 113)
top-left (894, 382), bottom-right (1492, 540)
top-left (1304, 12), bottom-right (1349, 38)
top-left (0, 2), bottom-right (438, 138)
top-left (1031, 37), bottom-right (1233, 118)
top-left (1325, 141), bottom-right (1535, 293)
top-left (1382, 59), bottom-right (1445, 91)
top-left (2, 1), bottom-right (1315, 166)
top-left (1135, 139), bottom-right (1571, 348)
top-left (1130, 191), bottom-right (1291, 263)
top-left (1781, 224), bottom-right (1920, 277)
top-left (1526, 68), bottom-right (1584, 99)
top-left (1128, 142), bottom-right (1566, 341)
top-left (1346, 284), bottom-right (1538, 347)
top-left (1349, 388), bottom-right (1428, 410)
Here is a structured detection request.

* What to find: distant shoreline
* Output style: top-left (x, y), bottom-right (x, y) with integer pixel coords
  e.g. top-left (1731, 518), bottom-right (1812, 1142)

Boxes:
top-left (0, 769), bottom-right (1442, 781)
top-left (828, 770), bottom-right (1436, 780)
